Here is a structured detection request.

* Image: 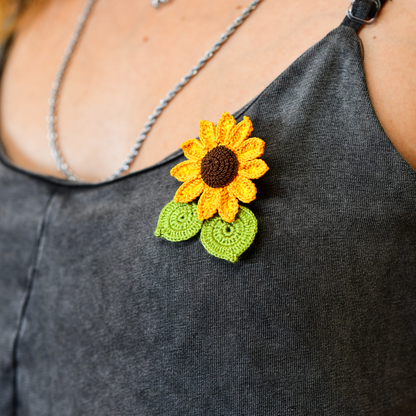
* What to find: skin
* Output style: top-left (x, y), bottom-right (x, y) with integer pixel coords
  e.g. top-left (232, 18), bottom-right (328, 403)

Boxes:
top-left (0, 0), bottom-right (415, 182)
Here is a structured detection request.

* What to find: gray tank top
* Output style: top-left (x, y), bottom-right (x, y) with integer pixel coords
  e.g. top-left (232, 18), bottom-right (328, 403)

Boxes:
top-left (1, 2), bottom-right (416, 415)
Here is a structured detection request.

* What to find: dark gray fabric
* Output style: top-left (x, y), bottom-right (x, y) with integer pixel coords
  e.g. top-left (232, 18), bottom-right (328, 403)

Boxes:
top-left (1, 24), bottom-right (416, 415)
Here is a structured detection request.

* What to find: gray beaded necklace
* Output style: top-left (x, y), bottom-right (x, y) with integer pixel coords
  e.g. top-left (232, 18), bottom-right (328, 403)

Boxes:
top-left (47, 0), bottom-right (263, 183)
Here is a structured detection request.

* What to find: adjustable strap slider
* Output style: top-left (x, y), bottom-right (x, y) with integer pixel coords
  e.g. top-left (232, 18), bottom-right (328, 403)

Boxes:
top-left (347, 0), bottom-right (381, 25)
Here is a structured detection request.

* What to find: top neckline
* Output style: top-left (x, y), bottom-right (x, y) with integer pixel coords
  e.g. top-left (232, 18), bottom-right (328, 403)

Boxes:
top-left (0, 24), bottom-right (410, 188)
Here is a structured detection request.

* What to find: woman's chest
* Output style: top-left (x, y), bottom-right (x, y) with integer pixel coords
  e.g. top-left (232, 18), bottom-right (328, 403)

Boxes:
top-left (0, 0), bottom-right (369, 182)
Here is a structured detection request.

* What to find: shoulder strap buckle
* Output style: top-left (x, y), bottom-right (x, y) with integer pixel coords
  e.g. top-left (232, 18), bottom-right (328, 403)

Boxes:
top-left (347, 0), bottom-right (381, 25)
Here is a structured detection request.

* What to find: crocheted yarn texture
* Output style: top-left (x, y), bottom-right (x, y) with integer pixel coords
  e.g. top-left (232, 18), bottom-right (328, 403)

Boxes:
top-left (155, 112), bottom-right (268, 262)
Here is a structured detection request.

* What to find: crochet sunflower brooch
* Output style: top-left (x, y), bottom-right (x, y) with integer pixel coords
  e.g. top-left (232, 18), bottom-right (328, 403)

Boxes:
top-left (155, 112), bottom-right (268, 262)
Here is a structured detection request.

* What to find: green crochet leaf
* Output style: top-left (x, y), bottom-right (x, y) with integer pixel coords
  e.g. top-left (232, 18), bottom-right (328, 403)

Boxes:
top-left (155, 201), bottom-right (202, 242)
top-left (200, 206), bottom-right (258, 263)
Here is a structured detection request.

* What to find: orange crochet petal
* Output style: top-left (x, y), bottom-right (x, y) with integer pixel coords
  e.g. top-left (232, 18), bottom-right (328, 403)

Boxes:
top-left (199, 120), bottom-right (217, 150)
top-left (235, 137), bottom-right (265, 163)
top-left (174, 178), bottom-right (205, 203)
top-left (197, 187), bottom-right (221, 221)
top-left (228, 116), bottom-right (253, 149)
top-left (218, 189), bottom-right (239, 223)
top-left (228, 176), bottom-right (257, 204)
top-left (216, 112), bottom-right (236, 146)
top-left (239, 159), bottom-right (269, 180)
top-left (170, 160), bottom-right (201, 182)
top-left (181, 138), bottom-right (206, 162)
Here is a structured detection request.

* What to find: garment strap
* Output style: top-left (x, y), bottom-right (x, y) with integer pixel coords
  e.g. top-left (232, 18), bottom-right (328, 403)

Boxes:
top-left (341, 0), bottom-right (388, 32)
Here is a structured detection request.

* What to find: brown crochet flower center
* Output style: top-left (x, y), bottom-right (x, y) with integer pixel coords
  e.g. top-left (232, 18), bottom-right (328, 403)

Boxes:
top-left (200, 145), bottom-right (239, 188)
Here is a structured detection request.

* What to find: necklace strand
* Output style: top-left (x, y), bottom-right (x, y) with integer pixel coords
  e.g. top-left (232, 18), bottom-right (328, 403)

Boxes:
top-left (47, 0), bottom-right (263, 183)
top-left (151, 0), bottom-right (170, 9)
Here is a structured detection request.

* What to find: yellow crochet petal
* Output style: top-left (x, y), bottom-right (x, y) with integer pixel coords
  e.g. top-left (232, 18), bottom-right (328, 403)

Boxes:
top-left (197, 187), bottom-right (221, 221)
top-left (181, 138), bottom-right (206, 162)
top-left (228, 116), bottom-right (253, 149)
top-left (199, 120), bottom-right (217, 150)
top-left (235, 137), bottom-right (265, 163)
top-left (174, 178), bottom-right (205, 203)
top-left (216, 112), bottom-right (236, 146)
top-left (228, 176), bottom-right (257, 204)
top-left (170, 160), bottom-right (201, 182)
top-left (218, 189), bottom-right (239, 223)
top-left (239, 159), bottom-right (269, 180)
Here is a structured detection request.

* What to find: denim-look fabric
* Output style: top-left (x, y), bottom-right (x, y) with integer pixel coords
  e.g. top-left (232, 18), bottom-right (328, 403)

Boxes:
top-left (1, 23), bottom-right (416, 415)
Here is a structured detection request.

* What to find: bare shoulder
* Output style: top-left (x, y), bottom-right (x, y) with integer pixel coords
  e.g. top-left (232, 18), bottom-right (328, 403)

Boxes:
top-left (359, 0), bottom-right (416, 171)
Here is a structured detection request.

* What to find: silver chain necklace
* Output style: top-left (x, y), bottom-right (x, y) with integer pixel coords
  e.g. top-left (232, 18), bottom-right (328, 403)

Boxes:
top-left (151, 0), bottom-right (170, 9)
top-left (47, 0), bottom-right (263, 183)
